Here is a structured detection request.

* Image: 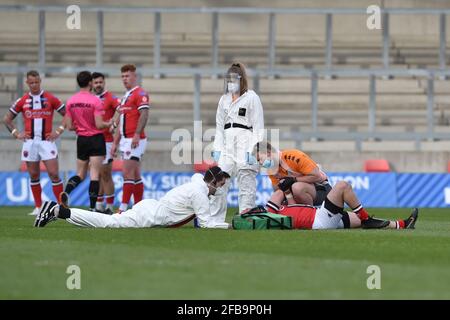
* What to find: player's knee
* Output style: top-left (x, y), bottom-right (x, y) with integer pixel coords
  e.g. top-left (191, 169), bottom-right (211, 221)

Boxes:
top-left (335, 181), bottom-right (351, 192)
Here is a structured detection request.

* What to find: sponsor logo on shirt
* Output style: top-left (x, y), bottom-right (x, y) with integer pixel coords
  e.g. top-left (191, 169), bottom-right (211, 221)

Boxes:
top-left (25, 110), bottom-right (52, 118)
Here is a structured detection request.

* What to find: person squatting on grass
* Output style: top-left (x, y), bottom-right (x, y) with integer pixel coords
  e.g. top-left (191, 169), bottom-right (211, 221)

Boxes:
top-left (34, 166), bottom-right (231, 229)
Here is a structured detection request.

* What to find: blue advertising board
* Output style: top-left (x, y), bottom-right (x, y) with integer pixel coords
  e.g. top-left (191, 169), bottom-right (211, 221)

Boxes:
top-left (1, 171), bottom-right (449, 208)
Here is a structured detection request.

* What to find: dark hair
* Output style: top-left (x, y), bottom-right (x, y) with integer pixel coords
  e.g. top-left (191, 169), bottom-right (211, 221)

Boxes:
top-left (26, 70), bottom-right (40, 78)
top-left (204, 166), bottom-right (230, 184)
top-left (121, 64), bottom-right (136, 73)
top-left (92, 72), bottom-right (105, 80)
top-left (76, 71), bottom-right (92, 88)
top-left (254, 140), bottom-right (275, 155)
top-left (227, 62), bottom-right (248, 96)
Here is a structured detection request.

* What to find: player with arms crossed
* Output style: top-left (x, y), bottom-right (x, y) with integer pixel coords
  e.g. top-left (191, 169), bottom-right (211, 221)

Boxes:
top-left (260, 180), bottom-right (418, 230)
top-left (111, 64), bottom-right (149, 213)
top-left (60, 71), bottom-right (112, 212)
top-left (92, 72), bottom-right (120, 214)
top-left (35, 166), bottom-right (231, 229)
top-left (3, 70), bottom-right (65, 215)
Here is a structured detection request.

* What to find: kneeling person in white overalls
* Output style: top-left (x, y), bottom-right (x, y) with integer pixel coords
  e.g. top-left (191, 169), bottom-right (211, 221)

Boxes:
top-left (34, 166), bottom-right (231, 229)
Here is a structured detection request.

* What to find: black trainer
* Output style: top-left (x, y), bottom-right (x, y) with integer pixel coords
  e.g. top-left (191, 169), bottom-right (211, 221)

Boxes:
top-left (361, 216), bottom-right (390, 229)
top-left (103, 208), bottom-right (114, 215)
top-left (59, 192), bottom-right (69, 209)
top-left (34, 201), bottom-right (58, 228)
top-left (405, 208), bottom-right (419, 229)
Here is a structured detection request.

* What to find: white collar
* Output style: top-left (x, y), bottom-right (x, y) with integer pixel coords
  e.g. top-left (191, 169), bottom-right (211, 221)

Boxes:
top-left (29, 90), bottom-right (44, 97)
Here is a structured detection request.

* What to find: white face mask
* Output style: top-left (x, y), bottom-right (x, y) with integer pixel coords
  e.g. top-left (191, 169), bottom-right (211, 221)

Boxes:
top-left (227, 82), bottom-right (239, 94)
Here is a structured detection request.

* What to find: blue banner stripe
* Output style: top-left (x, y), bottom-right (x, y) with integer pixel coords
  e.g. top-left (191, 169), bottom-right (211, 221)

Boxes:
top-left (1, 171), bottom-right (450, 208)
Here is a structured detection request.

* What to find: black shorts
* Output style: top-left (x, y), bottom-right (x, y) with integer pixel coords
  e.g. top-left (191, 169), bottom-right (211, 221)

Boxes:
top-left (313, 182), bottom-right (332, 206)
top-left (77, 134), bottom-right (106, 161)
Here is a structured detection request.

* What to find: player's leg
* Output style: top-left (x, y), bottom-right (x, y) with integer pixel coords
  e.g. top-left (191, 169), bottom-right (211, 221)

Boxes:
top-left (39, 140), bottom-right (63, 203)
top-left (119, 159), bottom-right (138, 212)
top-left (291, 182), bottom-right (316, 205)
top-left (27, 161), bottom-right (42, 214)
top-left (88, 155), bottom-right (104, 211)
top-left (100, 161), bottom-right (115, 213)
top-left (327, 181), bottom-right (370, 221)
top-left (347, 208), bottom-right (419, 229)
top-left (132, 139), bottom-right (146, 204)
top-left (96, 173), bottom-right (105, 213)
top-left (64, 136), bottom-right (89, 198)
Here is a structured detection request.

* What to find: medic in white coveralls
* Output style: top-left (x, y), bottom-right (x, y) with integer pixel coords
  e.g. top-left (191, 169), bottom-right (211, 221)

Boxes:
top-left (34, 166), bottom-right (231, 229)
top-left (210, 62), bottom-right (265, 224)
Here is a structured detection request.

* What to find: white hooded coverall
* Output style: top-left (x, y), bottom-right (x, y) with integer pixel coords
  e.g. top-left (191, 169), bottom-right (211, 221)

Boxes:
top-left (211, 89), bottom-right (264, 223)
top-left (66, 174), bottom-right (229, 229)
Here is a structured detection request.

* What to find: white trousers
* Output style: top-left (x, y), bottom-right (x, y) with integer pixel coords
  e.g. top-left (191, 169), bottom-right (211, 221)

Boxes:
top-left (66, 199), bottom-right (167, 228)
top-left (209, 154), bottom-right (258, 223)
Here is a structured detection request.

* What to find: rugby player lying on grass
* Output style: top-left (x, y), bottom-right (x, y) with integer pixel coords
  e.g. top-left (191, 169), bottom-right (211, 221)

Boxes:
top-left (257, 180), bottom-right (418, 230)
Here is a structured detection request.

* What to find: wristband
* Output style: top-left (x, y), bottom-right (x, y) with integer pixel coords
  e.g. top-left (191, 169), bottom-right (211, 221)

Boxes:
top-left (56, 125), bottom-right (65, 134)
top-left (11, 128), bottom-right (18, 136)
top-left (285, 193), bottom-right (293, 199)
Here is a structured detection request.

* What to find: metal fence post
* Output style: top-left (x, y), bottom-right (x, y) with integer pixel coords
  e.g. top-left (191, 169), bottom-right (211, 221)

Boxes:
top-left (427, 75), bottom-right (435, 140)
top-left (193, 74), bottom-right (201, 122)
top-left (211, 12), bottom-right (219, 74)
top-left (325, 13), bottom-right (333, 70)
top-left (382, 12), bottom-right (390, 69)
top-left (96, 11), bottom-right (104, 68)
top-left (311, 72), bottom-right (318, 135)
top-left (369, 75), bottom-right (376, 135)
top-left (39, 10), bottom-right (46, 67)
top-left (154, 12), bottom-right (161, 78)
top-left (268, 12), bottom-right (276, 73)
top-left (439, 13), bottom-right (446, 72)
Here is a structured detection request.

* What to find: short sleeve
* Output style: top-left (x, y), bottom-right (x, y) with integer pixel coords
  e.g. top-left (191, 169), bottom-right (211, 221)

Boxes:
top-left (94, 98), bottom-right (105, 116)
top-left (49, 93), bottom-right (65, 112)
top-left (9, 96), bottom-right (25, 115)
top-left (135, 89), bottom-right (150, 111)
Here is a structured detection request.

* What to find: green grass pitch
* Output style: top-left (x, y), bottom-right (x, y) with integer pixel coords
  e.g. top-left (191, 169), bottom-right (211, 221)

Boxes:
top-left (1, 206), bottom-right (449, 299)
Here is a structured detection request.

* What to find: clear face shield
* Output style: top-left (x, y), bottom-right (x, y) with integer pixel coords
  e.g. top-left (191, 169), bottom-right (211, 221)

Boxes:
top-left (224, 72), bottom-right (241, 95)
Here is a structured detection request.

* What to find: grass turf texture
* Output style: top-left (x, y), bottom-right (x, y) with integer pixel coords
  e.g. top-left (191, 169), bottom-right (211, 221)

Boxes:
top-left (0, 206), bottom-right (449, 299)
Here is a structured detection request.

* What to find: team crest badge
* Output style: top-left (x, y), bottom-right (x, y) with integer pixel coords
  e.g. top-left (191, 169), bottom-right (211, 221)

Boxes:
top-left (23, 151), bottom-right (29, 158)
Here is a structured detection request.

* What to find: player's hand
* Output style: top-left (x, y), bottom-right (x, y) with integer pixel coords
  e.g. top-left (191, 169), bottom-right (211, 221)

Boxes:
top-left (111, 143), bottom-right (117, 157)
top-left (278, 177), bottom-right (297, 192)
top-left (46, 131), bottom-right (60, 142)
top-left (131, 133), bottom-right (140, 149)
top-left (212, 151), bottom-right (221, 162)
top-left (16, 132), bottom-right (29, 141)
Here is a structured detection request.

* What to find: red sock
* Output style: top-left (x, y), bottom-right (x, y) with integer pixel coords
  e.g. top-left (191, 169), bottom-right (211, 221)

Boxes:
top-left (30, 179), bottom-right (42, 208)
top-left (133, 179), bottom-right (144, 204)
top-left (97, 195), bottom-right (104, 203)
top-left (122, 180), bottom-right (134, 207)
top-left (396, 220), bottom-right (405, 229)
top-left (52, 180), bottom-right (64, 203)
top-left (352, 204), bottom-right (369, 221)
top-left (105, 194), bottom-right (114, 205)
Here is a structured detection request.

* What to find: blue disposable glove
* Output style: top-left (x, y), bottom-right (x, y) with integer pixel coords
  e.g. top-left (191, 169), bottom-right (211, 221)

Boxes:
top-left (246, 152), bottom-right (258, 165)
top-left (212, 151), bottom-right (221, 162)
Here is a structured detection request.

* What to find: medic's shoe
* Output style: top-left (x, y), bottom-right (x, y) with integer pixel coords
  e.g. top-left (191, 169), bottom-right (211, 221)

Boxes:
top-left (361, 216), bottom-right (390, 229)
top-left (34, 201), bottom-right (58, 228)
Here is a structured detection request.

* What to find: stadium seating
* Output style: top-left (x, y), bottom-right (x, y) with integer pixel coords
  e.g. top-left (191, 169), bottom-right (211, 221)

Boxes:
top-left (364, 159), bottom-right (391, 172)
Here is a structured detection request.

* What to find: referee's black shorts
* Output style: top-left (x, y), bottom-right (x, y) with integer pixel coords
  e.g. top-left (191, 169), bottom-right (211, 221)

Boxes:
top-left (76, 134), bottom-right (106, 161)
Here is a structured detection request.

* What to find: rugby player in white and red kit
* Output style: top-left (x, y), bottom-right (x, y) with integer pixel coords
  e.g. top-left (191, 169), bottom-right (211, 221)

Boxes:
top-left (111, 64), bottom-right (149, 213)
top-left (3, 70), bottom-right (65, 215)
top-left (92, 72), bottom-right (120, 214)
